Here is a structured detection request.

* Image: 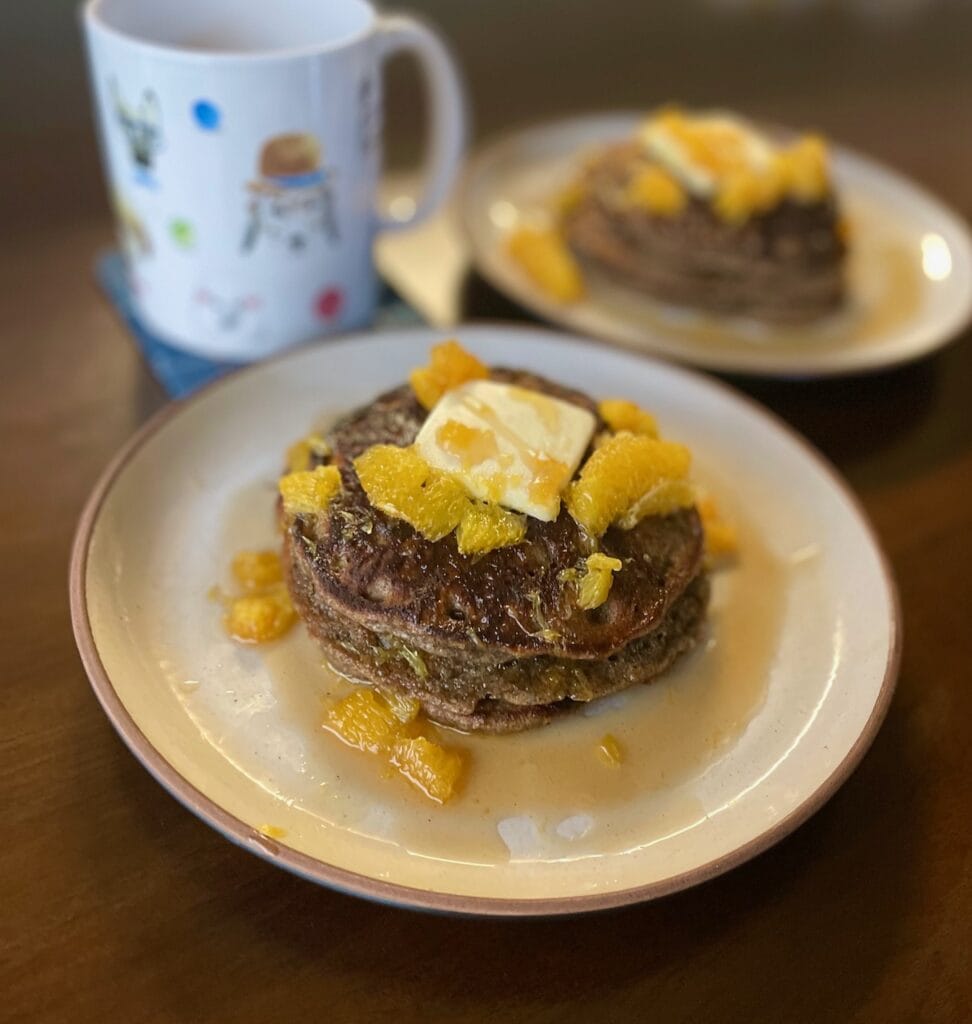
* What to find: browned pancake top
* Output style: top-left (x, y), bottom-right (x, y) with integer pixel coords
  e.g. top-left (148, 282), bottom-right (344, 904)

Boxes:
top-left (293, 371), bottom-right (704, 661)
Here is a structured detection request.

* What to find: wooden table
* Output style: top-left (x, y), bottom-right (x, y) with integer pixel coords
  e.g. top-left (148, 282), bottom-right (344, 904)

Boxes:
top-left (4, 4), bottom-right (972, 1021)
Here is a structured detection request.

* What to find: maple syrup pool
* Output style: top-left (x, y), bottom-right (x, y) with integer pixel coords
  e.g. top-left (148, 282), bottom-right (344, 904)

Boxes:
top-left (214, 475), bottom-right (786, 865)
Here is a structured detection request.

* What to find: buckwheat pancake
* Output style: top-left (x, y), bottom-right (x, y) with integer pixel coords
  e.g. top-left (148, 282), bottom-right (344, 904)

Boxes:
top-left (282, 370), bottom-right (708, 733)
top-left (564, 141), bottom-right (846, 323)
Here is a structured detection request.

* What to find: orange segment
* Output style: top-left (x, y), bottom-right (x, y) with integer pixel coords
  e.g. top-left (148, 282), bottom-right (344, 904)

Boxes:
top-left (324, 689), bottom-right (401, 754)
top-left (225, 584), bottom-right (296, 643)
top-left (279, 464), bottom-right (341, 517)
top-left (698, 496), bottom-right (739, 562)
top-left (597, 398), bottom-right (658, 437)
top-left (714, 167), bottom-right (784, 224)
top-left (455, 502), bottom-right (527, 556)
top-left (409, 339), bottom-right (488, 410)
top-left (324, 690), bottom-right (465, 804)
top-left (778, 134), bottom-right (829, 203)
top-left (381, 689), bottom-right (422, 724)
top-left (576, 552), bottom-right (623, 610)
top-left (391, 735), bottom-right (463, 804)
top-left (507, 226), bottom-right (584, 303)
top-left (353, 444), bottom-right (469, 541)
top-left (286, 433), bottom-right (331, 473)
top-left (626, 165), bottom-right (687, 216)
top-left (231, 548), bottom-right (284, 589)
top-left (231, 550), bottom-right (284, 591)
top-left (566, 433), bottom-right (693, 537)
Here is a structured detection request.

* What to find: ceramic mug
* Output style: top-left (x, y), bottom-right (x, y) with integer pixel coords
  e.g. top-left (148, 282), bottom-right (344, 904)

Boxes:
top-left (82, 0), bottom-right (465, 360)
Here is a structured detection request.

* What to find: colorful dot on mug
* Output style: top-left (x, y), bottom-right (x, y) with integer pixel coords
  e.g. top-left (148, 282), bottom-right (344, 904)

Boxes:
top-left (169, 218), bottom-right (195, 249)
top-left (315, 287), bottom-right (344, 320)
top-left (192, 100), bottom-right (221, 131)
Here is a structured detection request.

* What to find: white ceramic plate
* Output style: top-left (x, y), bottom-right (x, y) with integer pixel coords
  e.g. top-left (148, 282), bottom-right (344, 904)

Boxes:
top-left (460, 113), bottom-right (972, 377)
top-left (71, 325), bottom-right (899, 915)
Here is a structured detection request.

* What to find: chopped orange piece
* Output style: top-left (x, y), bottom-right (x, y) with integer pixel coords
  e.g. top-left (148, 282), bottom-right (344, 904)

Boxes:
top-left (617, 479), bottom-right (697, 529)
top-left (355, 441), bottom-right (531, 555)
top-left (507, 226), bottom-right (584, 303)
top-left (231, 549), bottom-right (284, 591)
top-left (324, 688), bottom-right (465, 804)
top-left (566, 433), bottom-right (693, 537)
top-left (626, 165), bottom-right (687, 216)
top-left (714, 167), bottom-right (783, 224)
top-left (698, 496), bottom-right (739, 561)
top-left (286, 439), bottom-right (312, 474)
top-left (381, 689), bottom-right (422, 724)
top-left (325, 689), bottom-right (401, 753)
top-left (597, 398), bottom-right (658, 437)
top-left (653, 107), bottom-right (755, 178)
top-left (778, 134), bottom-right (829, 203)
top-left (225, 583), bottom-right (296, 643)
top-left (286, 433), bottom-right (331, 473)
top-left (279, 464), bottom-right (341, 517)
top-left (409, 339), bottom-right (488, 411)
top-left (391, 735), bottom-right (463, 804)
top-left (597, 734), bottom-right (624, 767)
top-left (354, 444), bottom-right (468, 541)
top-left (456, 502), bottom-right (527, 556)
top-left (576, 552), bottom-right (623, 610)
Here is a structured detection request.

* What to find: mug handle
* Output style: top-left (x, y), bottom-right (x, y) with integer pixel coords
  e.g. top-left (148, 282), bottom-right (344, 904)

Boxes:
top-left (374, 15), bottom-right (466, 233)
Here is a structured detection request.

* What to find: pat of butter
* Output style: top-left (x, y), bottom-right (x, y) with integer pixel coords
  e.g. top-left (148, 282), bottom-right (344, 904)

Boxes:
top-left (639, 111), bottom-right (774, 197)
top-left (415, 380), bottom-right (595, 521)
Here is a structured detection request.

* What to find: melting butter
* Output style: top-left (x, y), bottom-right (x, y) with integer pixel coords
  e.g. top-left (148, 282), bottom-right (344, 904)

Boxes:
top-left (639, 109), bottom-right (774, 197)
top-left (415, 379), bottom-right (595, 521)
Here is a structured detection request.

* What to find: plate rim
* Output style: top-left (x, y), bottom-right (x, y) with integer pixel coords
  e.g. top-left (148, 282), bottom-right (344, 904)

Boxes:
top-left (458, 110), bottom-right (972, 378)
top-left (69, 322), bottom-right (902, 916)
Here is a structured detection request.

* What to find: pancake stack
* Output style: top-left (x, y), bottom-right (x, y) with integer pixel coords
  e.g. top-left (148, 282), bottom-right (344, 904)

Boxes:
top-left (283, 367), bottom-right (709, 734)
top-left (562, 116), bottom-right (847, 323)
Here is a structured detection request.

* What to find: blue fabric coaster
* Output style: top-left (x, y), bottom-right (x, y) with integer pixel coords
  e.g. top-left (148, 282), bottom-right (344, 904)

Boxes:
top-left (95, 250), bottom-right (424, 399)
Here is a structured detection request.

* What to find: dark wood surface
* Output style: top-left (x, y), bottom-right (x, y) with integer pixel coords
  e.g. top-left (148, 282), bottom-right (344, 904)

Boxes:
top-left (3, 2), bottom-right (971, 1021)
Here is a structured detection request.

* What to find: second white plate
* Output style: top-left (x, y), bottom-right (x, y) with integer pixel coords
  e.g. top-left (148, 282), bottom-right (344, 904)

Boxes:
top-left (460, 113), bottom-right (972, 377)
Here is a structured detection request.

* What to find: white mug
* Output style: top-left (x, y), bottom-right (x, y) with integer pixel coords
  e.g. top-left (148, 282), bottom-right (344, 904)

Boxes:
top-left (82, 0), bottom-right (465, 360)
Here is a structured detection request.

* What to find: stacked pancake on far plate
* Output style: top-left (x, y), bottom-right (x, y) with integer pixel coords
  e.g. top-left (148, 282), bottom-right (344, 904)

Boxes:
top-left (561, 109), bottom-right (847, 323)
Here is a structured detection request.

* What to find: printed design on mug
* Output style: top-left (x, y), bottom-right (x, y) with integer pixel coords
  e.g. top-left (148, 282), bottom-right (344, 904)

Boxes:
top-left (241, 133), bottom-right (339, 254)
top-left (357, 74), bottom-right (380, 158)
top-left (110, 79), bottom-right (163, 186)
top-left (169, 217), bottom-right (196, 251)
top-left (314, 286), bottom-right (345, 322)
top-left (191, 99), bottom-right (222, 132)
top-left (191, 286), bottom-right (266, 344)
top-left (111, 191), bottom-right (152, 258)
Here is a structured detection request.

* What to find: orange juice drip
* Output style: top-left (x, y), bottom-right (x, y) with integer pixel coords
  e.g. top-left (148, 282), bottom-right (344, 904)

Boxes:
top-left (527, 453), bottom-right (569, 507)
top-left (664, 117), bottom-right (751, 176)
top-left (435, 420), bottom-right (500, 469)
top-left (452, 396), bottom-right (573, 512)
